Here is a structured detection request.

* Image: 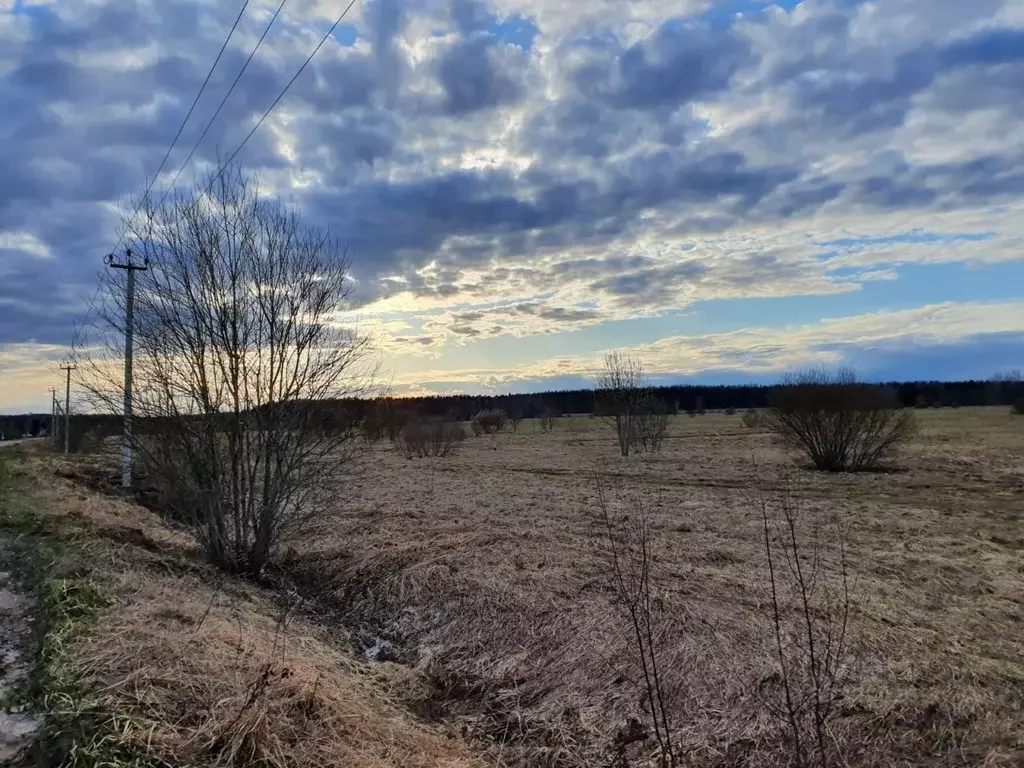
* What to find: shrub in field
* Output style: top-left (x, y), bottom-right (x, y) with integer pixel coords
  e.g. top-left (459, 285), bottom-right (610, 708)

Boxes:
top-left (742, 408), bottom-right (762, 429)
top-left (596, 351), bottom-right (653, 456)
top-left (1012, 397), bottom-right (1024, 415)
top-left (538, 410), bottom-right (557, 432)
top-left (400, 418), bottom-right (465, 458)
top-left (594, 479), bottom-right (678, 767)
top-left (632, 398), bottom-right (670, 453)
top-left (724, 407), bottom-right (736, 416)
top-left (767, 368), bottom-right (916, 472)
top-left (471, 409), bottom-right (507, 436)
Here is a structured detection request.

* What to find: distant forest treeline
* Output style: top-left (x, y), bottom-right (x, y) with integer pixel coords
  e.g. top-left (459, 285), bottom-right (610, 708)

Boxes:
top-left (376, 377), bottom-right (1024, 420)
top-left (5, 377), bottom-right (1022, 438)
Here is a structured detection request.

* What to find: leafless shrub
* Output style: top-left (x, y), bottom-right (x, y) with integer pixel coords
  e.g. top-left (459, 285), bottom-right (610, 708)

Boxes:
top-left (742, 408), bottom-right (763, 429)
top-left (1012, 397), bottom-right (1024, 416)
top-left (753, 477), bottom-right (856, 768)
top-left (594, 478), bottom-right (678, 767)
top-left (724, 407), bottom-right (736, 416)
top-left (399, 418), bottom-right (465, 458)
top-left (471, 409), bottom-right (507, 435)
top-left (538, 410), bottom-right (557, 432)
top-left (632, 398), bottom-right (670, 454)
top-left (74, 167), bottom-right (375, 576)
top-left (767, 368), bottom-right (916, 471)
top-left (508, 409), bottom-right (524, 432)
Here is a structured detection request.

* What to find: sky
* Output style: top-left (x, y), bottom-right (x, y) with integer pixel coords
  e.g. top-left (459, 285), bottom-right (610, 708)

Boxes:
top-left (1, 0), bottom-right (1023, 412)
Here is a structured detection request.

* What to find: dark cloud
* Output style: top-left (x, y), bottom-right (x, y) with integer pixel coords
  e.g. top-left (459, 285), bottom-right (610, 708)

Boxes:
top-left (393, 335), bottom-right (435, 345)
top-left (592, 260), bottom-right (710, 306)
top-left (2, 0), bottom-right (1024, 358)
top-left (815, 331), bottom-right (1024, 382)
top-left (573, 22), bottom-right (752, 109)
top-left (792, 27), bottom-right (1024, 135)
top-left (437, 37), bottom-right (527, 114)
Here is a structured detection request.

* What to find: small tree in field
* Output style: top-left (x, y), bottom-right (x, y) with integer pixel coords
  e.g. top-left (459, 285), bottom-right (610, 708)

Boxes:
top-left (595, 351), bottom-right (652, 456)
top-left (75, 168), bottom-right (374, 576)
top-left (767, 368), bottom-right (915, 472)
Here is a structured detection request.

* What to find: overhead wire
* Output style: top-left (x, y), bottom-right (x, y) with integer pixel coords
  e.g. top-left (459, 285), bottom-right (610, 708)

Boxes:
top-left (156, 0), bottom-right (290, 210)
top-left (73, 0), bottom-right (362, 356)
top-left (72, 0), bottom-right (254, 354)
top-left (113, 0), bottom-right (254, 252)
top-left (204, 0), bottom-right (360, 193)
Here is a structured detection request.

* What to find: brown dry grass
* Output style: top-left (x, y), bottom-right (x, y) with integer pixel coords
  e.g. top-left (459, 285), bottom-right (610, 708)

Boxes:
top-left (10, 407), bottom-right (1023, 767)
top-left (282, 407), bottom-right (1024, 767)
top-left (10, 453), bottom-right (487, 768)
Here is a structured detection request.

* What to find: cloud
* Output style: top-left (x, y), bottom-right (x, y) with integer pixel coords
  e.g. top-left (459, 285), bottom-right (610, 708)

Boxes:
top-left (2, 0), bottom-right (1024, 401)
top-left (383, 300), bottom-right (1024, 394)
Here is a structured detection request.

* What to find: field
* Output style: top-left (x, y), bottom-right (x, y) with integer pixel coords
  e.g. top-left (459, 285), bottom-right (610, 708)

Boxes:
top-left (293, 407), bottom-right (1024, 767)
top-left (2, 407), bottom-right (1022, 767)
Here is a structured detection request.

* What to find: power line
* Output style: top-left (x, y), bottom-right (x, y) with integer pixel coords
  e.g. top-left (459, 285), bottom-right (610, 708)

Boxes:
top-left (72, 0), bottom-right (252, 353)
top-left (207, 0), bottom-right (360, 192)
top-left (74, 0), bottom-right (360, 360)
top-left (158, 0), bottom-right (290, 208)
top-left (112, 0), bottom-right (253, 255)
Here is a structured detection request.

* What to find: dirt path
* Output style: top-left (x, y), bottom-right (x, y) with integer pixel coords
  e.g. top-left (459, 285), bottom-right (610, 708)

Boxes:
top-left (0, 536), bottom-right (39, 764)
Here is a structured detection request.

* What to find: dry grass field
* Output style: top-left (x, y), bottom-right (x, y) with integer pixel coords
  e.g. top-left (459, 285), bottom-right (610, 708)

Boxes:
top-left (2, 407), bottom-right (1022, 767)
top-left (285, 407), bottom-right (1024, 767)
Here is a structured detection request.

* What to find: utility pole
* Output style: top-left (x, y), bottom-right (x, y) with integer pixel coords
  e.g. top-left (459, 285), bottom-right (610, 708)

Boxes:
top-left (59, 365), bottom-right (76, 454)
top-left (50, 387), bottom-right (58, 445)
top-left (105, 248), bottom-right (149, 488)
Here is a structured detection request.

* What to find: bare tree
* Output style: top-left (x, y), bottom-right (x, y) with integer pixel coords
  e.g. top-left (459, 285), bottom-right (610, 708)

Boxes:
top-left (753, 477), bottom-right (855, 768)
top-left (538, 408), bottom-right (557, 432)
top-left (596, 351), bottom-right (650, 457)
top-left (767, 367), bottom-right (916, 471)
top-left (75, 168), bottom-right (375, 576)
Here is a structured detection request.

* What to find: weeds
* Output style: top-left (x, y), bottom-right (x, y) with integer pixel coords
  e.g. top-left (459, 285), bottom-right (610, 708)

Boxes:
top-left (594, 477), bottom-right (677, 768)
top-left (753, 475), bottom-right (855, 768)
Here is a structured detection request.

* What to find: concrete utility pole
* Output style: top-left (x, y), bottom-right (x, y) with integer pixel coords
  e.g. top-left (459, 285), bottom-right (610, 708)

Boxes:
top-left (106, 248), bottom-right (149, 488)
top-left (50, 387), bottom-right (58, 445)
top-left (59, 365), bottom-right (76, 454)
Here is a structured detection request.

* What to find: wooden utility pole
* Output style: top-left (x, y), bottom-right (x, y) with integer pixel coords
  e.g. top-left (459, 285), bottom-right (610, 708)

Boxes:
top-left (105, 248), bottom-right (149, 487)
top-left (59, 365), bottom-right (76, 454)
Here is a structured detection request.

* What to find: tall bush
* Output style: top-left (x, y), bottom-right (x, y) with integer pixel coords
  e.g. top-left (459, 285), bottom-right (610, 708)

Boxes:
top-left (75, 167), bottom-right (374, 576)
top-left (767, 368), bottom-right (915, 472)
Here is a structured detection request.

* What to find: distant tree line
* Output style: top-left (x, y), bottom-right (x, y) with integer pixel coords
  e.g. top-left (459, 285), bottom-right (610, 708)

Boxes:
top-left (4, 375), bottom-right (1021, 441)
top-left (340, 375), bottom-right (1024, 422)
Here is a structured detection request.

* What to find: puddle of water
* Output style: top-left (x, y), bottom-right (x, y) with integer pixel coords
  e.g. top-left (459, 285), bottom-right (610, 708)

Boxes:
top-left (362, 636), bottom-right (395, 662)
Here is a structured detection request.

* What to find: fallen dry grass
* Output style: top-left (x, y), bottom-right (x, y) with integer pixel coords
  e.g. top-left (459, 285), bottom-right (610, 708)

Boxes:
top-left (11, 453), bottom-right (488, 768)
top-left (282, 407), bottom-right (1024, 767)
